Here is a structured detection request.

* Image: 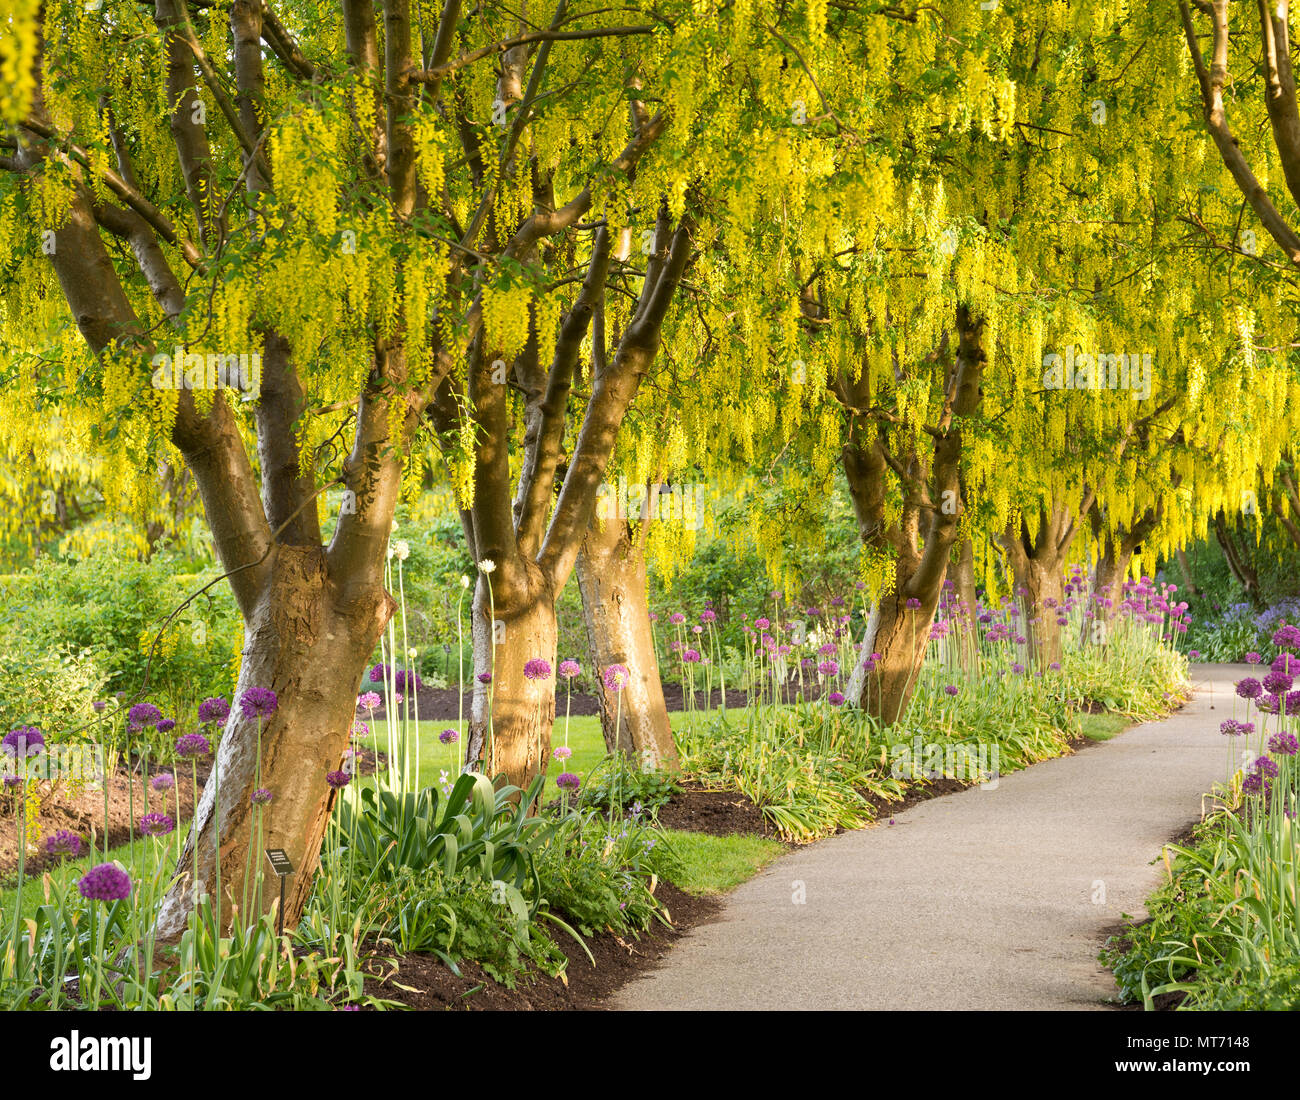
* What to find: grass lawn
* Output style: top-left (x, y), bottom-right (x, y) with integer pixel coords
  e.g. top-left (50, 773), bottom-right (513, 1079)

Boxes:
top-left (659, 829), bottom-right (785, 895)
top-left (1077, 712), bottom-right (1133, 741)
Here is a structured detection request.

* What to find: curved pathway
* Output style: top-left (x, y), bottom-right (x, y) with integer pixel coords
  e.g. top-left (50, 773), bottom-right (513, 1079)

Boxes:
top-left (614, 665), bottom-right (1245, 1010)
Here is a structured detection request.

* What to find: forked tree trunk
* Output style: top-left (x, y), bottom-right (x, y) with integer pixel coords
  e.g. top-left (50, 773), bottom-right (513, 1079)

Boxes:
top-left (154, 546), bottom-right (392, 939)
top-left (465, 568), bottom-right (557, 791)
top-left (1015, 557), bottom-right (1066, 667)
top-left (576, 515), bottom-right (678, 770)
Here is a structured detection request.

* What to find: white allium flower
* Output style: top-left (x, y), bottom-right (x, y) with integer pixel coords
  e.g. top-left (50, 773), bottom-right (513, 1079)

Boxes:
top-left (394, 539), bottom-right (410, 561)
top-left (460, 575), bottom-right (470, 589)
top-left (478, 559), bottom-right (496, 574)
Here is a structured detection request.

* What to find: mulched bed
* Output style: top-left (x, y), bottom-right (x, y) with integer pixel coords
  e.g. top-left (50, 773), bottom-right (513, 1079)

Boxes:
top-left (0, 763), bottom-right (201, 882)
top-left (359, 881), bottom-right (719, 1010)
top-left (653, 782), bottom-right (775, 838)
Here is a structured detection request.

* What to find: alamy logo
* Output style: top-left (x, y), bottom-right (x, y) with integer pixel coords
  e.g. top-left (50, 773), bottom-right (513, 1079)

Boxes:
top-left (49, 1032), bottom-right (151, 1080)
top-left (1042, 346), bottom-right (1151, 401)
top-left (150, 346), bottom-right (261, 393)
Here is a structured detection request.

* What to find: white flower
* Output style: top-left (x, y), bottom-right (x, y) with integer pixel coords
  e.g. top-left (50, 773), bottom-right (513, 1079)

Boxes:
top-left (478, 559), bottom-right (496, 574)
top-left (460, 575), bottom-right (470, 589)
top-left (394, 539), bottom-right (410, 561)
top-left (391, 519), bottom-right (399, 531)
top-left (407, 647), bottom-right (418, 659)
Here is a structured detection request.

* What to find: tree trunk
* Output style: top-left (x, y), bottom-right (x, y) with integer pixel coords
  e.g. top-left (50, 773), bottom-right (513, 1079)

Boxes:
top-left (951, 538), bottom-right (980, 668)
top-left (154, 545), bottom-right (392, 939)
top-left (847, 579), bottom-right (940, 724)
top-left (465, 568), bottom-right (557, 791)
top-left (1013, 553), bottom-right (1066, 667)
top-left (576, 516), bottom-right (678, 771)
top-left (1214, 511), bottom-right (1264, 608)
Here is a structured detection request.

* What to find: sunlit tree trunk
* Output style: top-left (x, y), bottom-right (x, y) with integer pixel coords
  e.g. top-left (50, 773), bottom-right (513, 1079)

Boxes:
top-left (576, 511), bottom-right (678, 770)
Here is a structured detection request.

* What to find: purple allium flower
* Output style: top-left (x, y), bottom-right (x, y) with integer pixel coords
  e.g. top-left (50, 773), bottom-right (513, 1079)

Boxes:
top-left (828, 691), bottom-right (845, 705)
top-left (174, 733), bottom-right (211, 758)
top-left (905, 598), bottom-right (922, 610)
top-left (393, 669), bottom-right (423, 693)
top-left (477, 672), bottom-right (492, 684)
top-left (523, 658), bottom-right (552, 681)
top-left (553, 745), bottom-right (573, 761)
top-left (944, 684), bottom-right (959, 696)
top-left (1268, 731), bottom-right (1298, 756)
top-left (1272, 624), bottom-right (1300, 650)
top-left (325, 769), bottom-right (350, 790)
top-left (670, 613), bottom-right (686, 625)
top-left (368, 664), bottom-right (388, 683)
top-left (683, 649), bottom-right (702, 663)
top-left (155, 718), bottom-right (175, 734)
top-left (1256, 755), bottom-right (1280, 779)
top-left (817, 660), bottom-right (839, 676)
top-left (1221, 720), bottom-right (1246, 737)
top-left (439, 728), bottom-right (459, 744)
top-left (603, 664), bottom-right (630, 692)
top-left (150, 773), bottom-right (175, 792)
top-left (1263, 671), bottom-right (1294, 695)
top-left (44, 830), bottom-right (83, 859)
top-left (1046, 661), bottom-right (1060, 672)
top-left (1246, 651), bottom-right (1262, 664)
top-left (239, 686), bottom-right (279, 720)
top-left (558, 659), bottom-right (581, 679)
top-left (139, 812), bottom-right (175, 837)
top-left (357, 691), bottom-right (381, 710)
top-left (251, 788), bottom-right (273, 805)
top-left (197, 696), bottom-right (230, 724)
top-left (555, 772), bottom-right (581, 792)
top-left (127, 703), bottom-right (162, 731)
top-left (754, 617), bottom-right (771, 630)
top-left (1236, 677), bottom-right (1263, 700)
top-left (2, 775), bottom-right (20, 789)
top-left (1011, 663), bottom-right (1026, 674)
top-left (92, 700), bottom-right (107, 713)
top-left (350, 720), bottom-right (369, 738)
top-left (700, 609), bottom-right (717, 623)
top-left (1242, 772), bottom-right (1265, 795)
top-left (1, 726), bottom-right (44, 758)
top-left (78, 863), bottom-right (132, 902)
top-left (1273, 653), bottom-right (1300, 675)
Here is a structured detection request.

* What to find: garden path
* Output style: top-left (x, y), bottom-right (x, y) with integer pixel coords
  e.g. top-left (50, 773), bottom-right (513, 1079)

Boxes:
top-left (613, 665), bottom-right (1247, 1010)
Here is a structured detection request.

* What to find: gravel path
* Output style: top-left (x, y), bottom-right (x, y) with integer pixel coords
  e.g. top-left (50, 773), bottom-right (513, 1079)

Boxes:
top-left (613, 664), bottom-right (1245, 1010)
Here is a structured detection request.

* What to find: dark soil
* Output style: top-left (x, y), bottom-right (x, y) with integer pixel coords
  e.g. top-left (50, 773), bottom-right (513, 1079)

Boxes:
top-left (653, 783), bottom-right (776, 838)
top-left (0, 763), bottom-right (201, 881)
top-left (359, 881), bottom-right (719, 1010)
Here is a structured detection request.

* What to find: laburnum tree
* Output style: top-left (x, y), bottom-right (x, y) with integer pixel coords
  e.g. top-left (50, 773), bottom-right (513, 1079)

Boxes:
top-left (0, 0), bottom-right (846, 934)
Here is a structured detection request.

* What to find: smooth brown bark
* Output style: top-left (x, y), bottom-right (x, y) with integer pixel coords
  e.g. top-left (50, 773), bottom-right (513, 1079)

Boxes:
top-left (155, 546), bottom-right (393, 937)
top-left (576, 513), bottom-right (678, 770)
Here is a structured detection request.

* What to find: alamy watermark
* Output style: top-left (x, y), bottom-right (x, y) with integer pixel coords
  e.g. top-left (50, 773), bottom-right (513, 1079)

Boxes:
top-left (890, 736), bottom-right (1000, 789)
top-left (595, 477), bottom-right (704, 531)
top-left (150, 346), bottom-right (261, 393)
top-left (1042, 346), bottom-right (1152, 401)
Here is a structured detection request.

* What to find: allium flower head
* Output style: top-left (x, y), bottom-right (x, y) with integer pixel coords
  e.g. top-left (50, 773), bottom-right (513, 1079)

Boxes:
top-left (175, 733), bottom-right (211, 758)
top-left (150, 773), bottom-right (175, 791)
top-left (1246, 651), bottom-right (1262, 664)
top-left (523, 658), bottom-right (552, 681)
top-left (78, 863), bottom-right (132, 902)
top-left (944, 684), bottom-right (959, 696)
top-left (1272, 624), bottom-right (1300, 650)
top-left (239, 686), bottom-right (279, 720)
top-left (553, 745), bottom-right (573, 761)
top-left (754, 617), bottom-right (770, 630)
top-left (139, 812), bottom-right (175, 837)
top-left (45, 830), bottom-right (83, 859)
top-left (1236, 677), bottom-right (1264, 700)
top-left (828, 691), bottom-right (845, 705)
top-left (197, 696), bottom-right (230, 724)
top-left (670, 612), bottom-right (686, 625)
top-left (603, 664), bottom-right (630, 692)
top-left (905, 598), bottom-right (922, 610)
top-left (477, 559), bottom-right (496, 574)
top-left (817, 660), bottom-right (839, 676)
top-left (251, 788), bottom-right (273, 805)
top-left (1267, 731), bottom-right (1298, 756)
top-left (325, 770), bottom-right (350, 790)
top-left (683, 649), bottom-right (702, 663)
top-left (127, 703), bottom-right (162, 731)
top-left (439, 728), bottom-right (459, 744)
top-left (1272, 653), bottom-right (1300, 675)
top-left (700, 609), bottom-right (717, 623)
top-left (357, 691), bottom-right (381, 710)
top-left (155, 718), bottom-right (175, 733)
top-left (477, 671), bottom-right (493, 684)
top-left (1, 726), bottom-right (44, 758)
top-left (555, 772), bottom-right (581, 791)
top-left (558, 659), bottom-right (581, 679)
